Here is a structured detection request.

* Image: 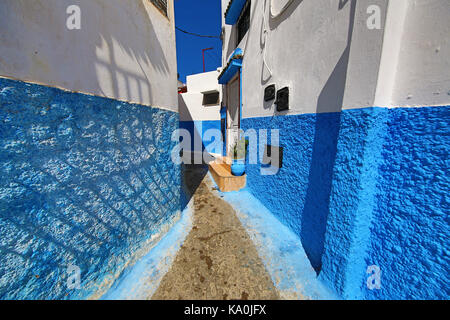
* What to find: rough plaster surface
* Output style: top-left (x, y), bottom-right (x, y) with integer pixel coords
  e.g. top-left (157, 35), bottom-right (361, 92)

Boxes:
top-left (364, 106), bottom-right (450, 299)
top-left (242, 112), bottom-right (338, 272)
top-left (0, 77), bottom-right (180, 299)
top-left (319, 107), bottom-right (389, 299)
top-left (242, 105), bottom-right (449, 299)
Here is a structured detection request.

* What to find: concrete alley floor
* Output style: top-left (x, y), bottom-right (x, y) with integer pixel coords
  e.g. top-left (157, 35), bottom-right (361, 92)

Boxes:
top-left (151, 165), bottom-right (280, 300)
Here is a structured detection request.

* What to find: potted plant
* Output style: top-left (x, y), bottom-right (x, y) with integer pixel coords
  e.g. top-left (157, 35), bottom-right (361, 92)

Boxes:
top-left (230, 138), bottom-right (248, 176)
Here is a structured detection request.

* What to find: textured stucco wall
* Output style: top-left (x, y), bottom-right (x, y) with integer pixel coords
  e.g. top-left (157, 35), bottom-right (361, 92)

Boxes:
top-left (0, 77), bottom-right (181, 299)
top-left (242, 112), bottom-right (342, 273)
top-left (319, 107), bottom-right (390, 299)
top-left (242, 105), bottom-right (449, 299)
top-left (363, 106), bottom-right (450, 299)
top-left (0, 0), bottom-right (178, 111)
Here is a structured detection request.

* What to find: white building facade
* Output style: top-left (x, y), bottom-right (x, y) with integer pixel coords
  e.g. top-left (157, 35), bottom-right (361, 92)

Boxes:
top-left (179, 70), bottom-right (224, 160)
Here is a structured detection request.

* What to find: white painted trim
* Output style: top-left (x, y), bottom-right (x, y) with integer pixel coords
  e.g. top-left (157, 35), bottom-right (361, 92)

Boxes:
top-left (374, 0), bottom-right (409, 107)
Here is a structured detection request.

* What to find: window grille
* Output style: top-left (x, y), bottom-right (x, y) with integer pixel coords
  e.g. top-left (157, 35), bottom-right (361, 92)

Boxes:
top-left (237, 1), bottom-right (251, 45)
top-left (150, 0), bottom-right (168, 17)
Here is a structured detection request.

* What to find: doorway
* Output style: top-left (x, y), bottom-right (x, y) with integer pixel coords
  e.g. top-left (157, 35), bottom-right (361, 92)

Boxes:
top-left (226, 73), bottom-right (240, 157)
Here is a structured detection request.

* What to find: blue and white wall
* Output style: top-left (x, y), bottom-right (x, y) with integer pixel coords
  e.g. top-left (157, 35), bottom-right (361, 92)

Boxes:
top-left (222, 0), bottom-right (449, 299)
top-left (179, 71), bottom-right (223, 158)
top-left (0, 0), bottom-right (180, 299)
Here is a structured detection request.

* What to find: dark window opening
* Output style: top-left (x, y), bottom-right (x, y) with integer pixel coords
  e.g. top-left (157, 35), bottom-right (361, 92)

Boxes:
top-left (150, 0), bottom-right (168, 17)
top-left (203, 92), bottom-right (220, 106)
top-left (237, 1), bottom-right (251, 45)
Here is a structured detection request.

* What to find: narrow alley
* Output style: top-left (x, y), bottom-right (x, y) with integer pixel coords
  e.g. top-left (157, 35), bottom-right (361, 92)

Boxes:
top-left (0, 0), bottom-right (448, 305)
top-left (152, 166), bottom-right (279, 300)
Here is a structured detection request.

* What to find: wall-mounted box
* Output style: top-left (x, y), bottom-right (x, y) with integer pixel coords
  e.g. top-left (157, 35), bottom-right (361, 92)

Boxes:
top-left (276, 87), bottom-right (289, 112)
top-left (264, 84), bottom-right (276, 101)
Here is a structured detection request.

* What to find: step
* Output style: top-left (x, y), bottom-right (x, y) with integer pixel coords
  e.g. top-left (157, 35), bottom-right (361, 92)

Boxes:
top-left (209, 161), bottom-right (246, 192)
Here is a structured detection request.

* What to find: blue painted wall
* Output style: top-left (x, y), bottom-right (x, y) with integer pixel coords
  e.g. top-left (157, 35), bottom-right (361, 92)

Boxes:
top-left (0, 78), bottom-right (181, 300)
top-left (179, 120), bottom-right (221, 154)
top-left (242, 105), bottom-right (449, 300)
top-left (364, 107), bottom-right (450, 299)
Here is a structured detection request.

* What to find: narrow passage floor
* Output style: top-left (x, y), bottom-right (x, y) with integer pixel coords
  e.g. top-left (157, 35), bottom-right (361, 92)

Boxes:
top-left (151, 166), bottom-right (280, 300)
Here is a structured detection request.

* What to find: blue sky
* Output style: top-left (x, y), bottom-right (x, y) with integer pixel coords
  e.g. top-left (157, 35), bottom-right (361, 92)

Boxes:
top-left (174, 0), bottom-right (222, 83)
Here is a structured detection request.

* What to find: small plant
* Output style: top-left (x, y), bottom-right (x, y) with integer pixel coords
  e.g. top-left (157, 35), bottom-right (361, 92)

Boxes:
top-left (232, 138), bottom-right (249, 160)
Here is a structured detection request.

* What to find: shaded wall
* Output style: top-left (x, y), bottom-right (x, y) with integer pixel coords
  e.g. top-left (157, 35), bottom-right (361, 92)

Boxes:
top-left (0, 78), bottom-right (180, 299)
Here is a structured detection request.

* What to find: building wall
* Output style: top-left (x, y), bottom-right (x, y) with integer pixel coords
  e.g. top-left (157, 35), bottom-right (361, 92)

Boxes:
top-left (221, 0), bottom-right (388, 117)
top-left (179, 71), bottom-right (222, 156)
top-left (363, 106), bottom-right (449, 299)
top-left (0, 0), bottom-right (180, 299)
top-left (390, 0), bottom-right (450, 107)
top-left (0, 0), bottom-right (178, 111)
top-left (223, 0), bottom-right (450, 299)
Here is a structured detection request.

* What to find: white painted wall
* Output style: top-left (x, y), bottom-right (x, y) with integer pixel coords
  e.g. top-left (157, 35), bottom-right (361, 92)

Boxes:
top-left (0, 0), bottom-right (178, 111)
top-left (221, 0), bottom-right (389, 117)
top-left (221, 0), bottom-right (450, 118)
top-left (179, 71), bottom-right (222, 121)
top-left (390, 0), bottom-right (450, 107)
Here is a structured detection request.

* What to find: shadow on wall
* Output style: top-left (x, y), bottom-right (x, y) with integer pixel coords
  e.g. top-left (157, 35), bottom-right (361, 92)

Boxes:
top-left (300, 0), bottom-right (357, 273)
top-left (178, 94), bottom-right (205, 153)
top-left (0, 78), bottom-right (180, 300)
top-left (267, 0), bottom-right (304, 30)
top-left (178, 95), bottom-right (214, 209)
top-left (92, 0), bottom-right (170, 105)
top-left (0, 0), bottom-right (172, 107)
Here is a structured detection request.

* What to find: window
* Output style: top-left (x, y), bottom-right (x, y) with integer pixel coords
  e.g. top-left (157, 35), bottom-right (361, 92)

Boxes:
top-left (237, 1), bottom-right (251, 45)
top-left (150, 0), bottom-right (168, 17)
top-left (203, 91), bottom-right (220, 106)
